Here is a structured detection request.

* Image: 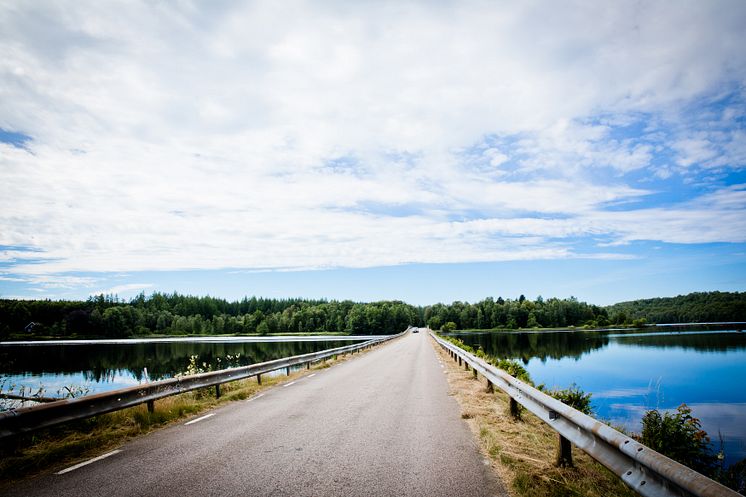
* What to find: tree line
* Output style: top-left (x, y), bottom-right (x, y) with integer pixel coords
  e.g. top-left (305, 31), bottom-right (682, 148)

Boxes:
top-left (0, 293), bottom-right (420, 338)
top-left (605, 291), bottom-right (746, 325)
top-left (424, 295), bottom-right (611, 330)
top-left (425, 292), bottom-right (746, 331)
top-left (0, 291), bottom-right (744, 339)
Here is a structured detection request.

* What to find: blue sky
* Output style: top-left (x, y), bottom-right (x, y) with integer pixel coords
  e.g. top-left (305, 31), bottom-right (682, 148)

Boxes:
top-left (1, 1), bottom-right (745, 306)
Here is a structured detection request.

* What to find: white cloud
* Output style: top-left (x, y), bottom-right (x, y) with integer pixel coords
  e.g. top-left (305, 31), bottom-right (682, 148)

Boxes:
top-left (674, 138), bottom-right (719, 168)
top-left (90, 283), bottom-right (154, 296)
top-left (0, 1), bottom-right (745, 283)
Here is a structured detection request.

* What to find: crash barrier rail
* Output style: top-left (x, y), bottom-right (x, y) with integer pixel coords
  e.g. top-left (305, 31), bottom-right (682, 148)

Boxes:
top-left (430, 331), bottom-right (738, 497)
top-left (0, 329), bottom-right (409, 441)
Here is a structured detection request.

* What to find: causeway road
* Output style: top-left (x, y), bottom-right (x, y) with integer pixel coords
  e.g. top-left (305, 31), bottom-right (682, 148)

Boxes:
top-left (3, 331), bottom-right (505, 497)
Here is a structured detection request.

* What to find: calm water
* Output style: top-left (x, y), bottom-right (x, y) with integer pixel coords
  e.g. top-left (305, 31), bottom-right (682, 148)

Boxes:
top-left (449, 329), bottom-right (746, 464)
top-left (0, 337), bottom-right (364, 407)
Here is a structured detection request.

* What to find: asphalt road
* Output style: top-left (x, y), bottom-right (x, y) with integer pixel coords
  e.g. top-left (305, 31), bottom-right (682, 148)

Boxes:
top-left (3, 332), bottom-right (505, 497)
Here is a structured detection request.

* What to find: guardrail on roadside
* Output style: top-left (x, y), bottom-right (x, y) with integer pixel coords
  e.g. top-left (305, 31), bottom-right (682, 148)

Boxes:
top-left (430, 331), bottom-right (738, 497)
top-left (0, 330), bottom-right (409, 441)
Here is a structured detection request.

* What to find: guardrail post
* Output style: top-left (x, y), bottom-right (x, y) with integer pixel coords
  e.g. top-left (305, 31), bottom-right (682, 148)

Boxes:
top-left (215, 384), bottom-right (221, 399)
top-left (465, 361), bottom-right (469, 371)
top-left (509, 398), bottom-right (520, 419)
top-left (306, 362), bottom-right (310, 370)
top-left (257, 374), bottom-right (262, 385)
top-left (486, 380), bottom-right (494, 393)
top-left (473, 367), bottom-right (478, 379)
top-left (285, 367), bottom-right (290, 376)
top-left (556, 434), bottom-right (573, 467)
top-left (147, 400), bottom-right (155, 413)
top-left (458, 356), bottom-right (462, 366)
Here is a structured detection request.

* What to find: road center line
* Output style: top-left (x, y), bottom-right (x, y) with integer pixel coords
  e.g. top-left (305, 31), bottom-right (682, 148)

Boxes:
top-left (56, 450), bottom-right (122, 475)
top-left (185, 413), bottom-right (215, 426)
top-left (246, 393), bottom-right (265, 403)
top-left (307, 373), bottom-right (316, 378)
top-left (283, 381), bottom-right (296, 387)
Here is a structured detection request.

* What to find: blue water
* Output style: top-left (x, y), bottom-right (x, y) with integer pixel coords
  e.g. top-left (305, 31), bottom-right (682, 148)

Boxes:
top-left (0, 337), bottom-right (364, 408)
top-left (451, 330), bottom-right (746, 465)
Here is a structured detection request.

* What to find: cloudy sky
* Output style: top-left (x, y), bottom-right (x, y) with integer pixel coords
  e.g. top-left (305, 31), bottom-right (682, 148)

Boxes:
top-left (1, 0), bottom-right (745, 305)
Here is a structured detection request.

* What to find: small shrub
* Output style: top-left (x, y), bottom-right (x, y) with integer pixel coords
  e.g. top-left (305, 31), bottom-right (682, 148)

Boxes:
top-left (640, 404), bottom-right (716, 475)
top-left (495, 359), bottom-right (532, 384)
top-left (441, 321), bottom-right (457, 332)
top-left (548, 383), bottom-right (593, 415)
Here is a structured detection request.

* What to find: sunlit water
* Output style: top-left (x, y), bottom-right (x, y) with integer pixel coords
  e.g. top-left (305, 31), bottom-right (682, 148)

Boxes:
top-left (0, 336), bottom-right (366, 408)
top-left (449, 329), bottom-right (746, 465)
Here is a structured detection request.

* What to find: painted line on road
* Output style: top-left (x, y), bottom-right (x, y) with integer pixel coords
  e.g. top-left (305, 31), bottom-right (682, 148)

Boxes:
top-left (246, 393), bottom-right (265, 403)
top-left (307, 373), bottom-right (317, 378)
top-left (185, 413), bottom-right (215, 426)
top-left (56, 450), bottom-right (122, 475)
top-left (283, 381), bottom-right (296, 387)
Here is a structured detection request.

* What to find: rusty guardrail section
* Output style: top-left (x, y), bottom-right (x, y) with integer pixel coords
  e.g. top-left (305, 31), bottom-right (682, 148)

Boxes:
top-left (0, 330), bottom-right (408, 441)
top-left (430, 331), bottom-right (738, 497)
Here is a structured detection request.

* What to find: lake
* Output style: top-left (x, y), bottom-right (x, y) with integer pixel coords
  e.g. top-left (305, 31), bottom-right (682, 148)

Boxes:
top-left (0, 336), bottom-right (369, 408)
top-left (447, 328), bottom-right (746, 465)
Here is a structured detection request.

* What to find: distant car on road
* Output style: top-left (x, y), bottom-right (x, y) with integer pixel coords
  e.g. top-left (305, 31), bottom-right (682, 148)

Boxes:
top-left (412, 327), bottom-right (419, 333)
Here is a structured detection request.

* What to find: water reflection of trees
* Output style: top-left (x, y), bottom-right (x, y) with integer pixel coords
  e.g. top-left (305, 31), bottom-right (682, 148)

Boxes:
top-left (452, 331), bottom-right (609, 363)
top-left (0, 340), bottom-right (356, 381)
top-left (452, 331), bottom-right (746, 362)
top-left (611, 332), bottom-right (746, 352)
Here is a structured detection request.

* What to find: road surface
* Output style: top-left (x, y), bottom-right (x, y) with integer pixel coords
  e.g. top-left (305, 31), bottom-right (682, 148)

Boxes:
top-left (2, 331), bottom-right (505, 497)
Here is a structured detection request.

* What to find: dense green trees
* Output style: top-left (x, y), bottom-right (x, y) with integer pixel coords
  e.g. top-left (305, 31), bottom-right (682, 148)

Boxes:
top-left (605, 292), bottom-right (746, 324)
top-left (0, 293), bottom-right (419, 338)
top-left (423, 296), bottom-right (608, 330)
top-left (1, 291), bottom-right (744, 339)
top-left (424, 292), bottom-right (746, 331)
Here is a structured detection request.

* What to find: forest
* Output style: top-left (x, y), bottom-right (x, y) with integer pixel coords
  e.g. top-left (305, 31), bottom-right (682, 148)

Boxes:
top-left (604, 291), bottom-right (746, 325)
top-left (0, 291), bottom-right (744, 339)
top-left (0, 293), bottom-right (420, 339)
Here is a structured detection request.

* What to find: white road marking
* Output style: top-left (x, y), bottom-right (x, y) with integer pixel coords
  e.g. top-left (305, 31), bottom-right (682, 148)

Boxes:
top-left (56, 450), bottom-right (122, 475)
top-left (283, 381), bottom-right (296, 387)
top-left (307, 373), bottom-right (317, 378)
top-left (185, 413), bottom-right (215, 426)
top-left (246, 393), bottom-right (265, 403)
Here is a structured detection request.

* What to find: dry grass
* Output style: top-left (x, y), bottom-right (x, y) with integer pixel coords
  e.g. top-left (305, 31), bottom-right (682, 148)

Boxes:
top-left (431, 336), bottom-right (637, 497)
top-left (0, 349), bottom-right (366, 484)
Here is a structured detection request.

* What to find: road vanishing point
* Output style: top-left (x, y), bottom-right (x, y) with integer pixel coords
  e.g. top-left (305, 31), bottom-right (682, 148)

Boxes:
top-left (2, 331), bottom-right (506, 497)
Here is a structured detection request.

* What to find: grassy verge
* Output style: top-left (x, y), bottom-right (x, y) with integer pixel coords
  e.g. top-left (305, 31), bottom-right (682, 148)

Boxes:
top-left (430, 335), bottom-right (636, 497)
top-left (0, 351), bottom-right (357, 484)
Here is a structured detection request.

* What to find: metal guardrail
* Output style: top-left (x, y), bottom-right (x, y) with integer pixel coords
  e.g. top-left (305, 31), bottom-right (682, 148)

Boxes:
top-left (0, 330), bottom-right (408, 440)
top-left (431, 331), bottom-right (739, 497)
